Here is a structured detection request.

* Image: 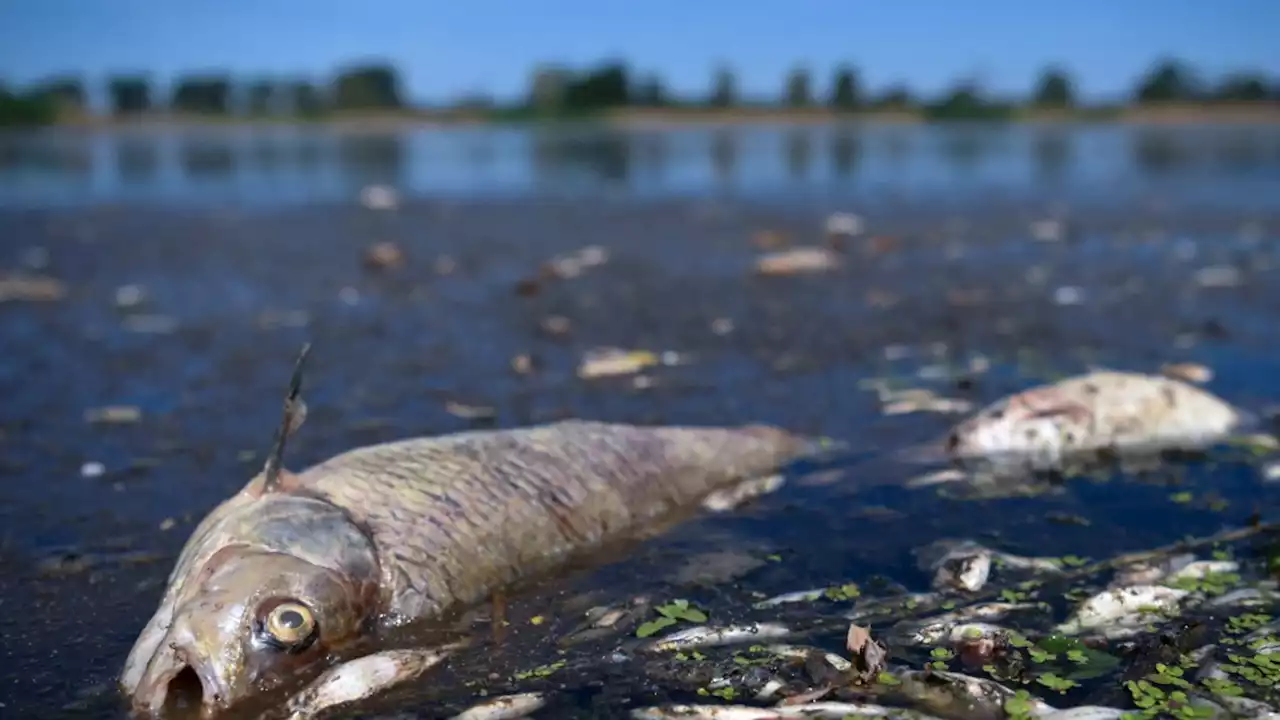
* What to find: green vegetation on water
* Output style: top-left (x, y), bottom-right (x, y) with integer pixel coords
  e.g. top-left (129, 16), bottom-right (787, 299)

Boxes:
top-left (1, 57), bottom-right (1277, 128)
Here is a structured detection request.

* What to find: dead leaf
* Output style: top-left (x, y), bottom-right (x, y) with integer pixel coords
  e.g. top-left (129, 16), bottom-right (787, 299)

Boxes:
top-left (845, 622), bottom-right (888, 681)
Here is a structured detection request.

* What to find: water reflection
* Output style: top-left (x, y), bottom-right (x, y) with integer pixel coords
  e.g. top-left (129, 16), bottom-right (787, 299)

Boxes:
top-left (710, 128), bottom-right (736, 184)
top-left (0, 122), bottom-right (1277, 207)
top-left (784, 128), bottom-right (812, 181)
top-left (1133, 129), bottom-right (1193, 175)
top-left (336, 133), bottom-right (405, 187)
top-left (830, 127), bottom-right (860, 178)
top-left (1032, 128), bottom-right (1072, 181)
top-left (178, 134), bottom-right (236, 181)
top-left (114, 136), bottom-right (159, 182)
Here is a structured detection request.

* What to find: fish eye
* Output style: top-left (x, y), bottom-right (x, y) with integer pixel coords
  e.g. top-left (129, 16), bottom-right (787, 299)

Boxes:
top-left (257, 600), bottom-right (319, 652)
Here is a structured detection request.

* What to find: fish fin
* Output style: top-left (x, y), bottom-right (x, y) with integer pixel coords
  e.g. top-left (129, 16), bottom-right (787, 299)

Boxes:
top-left (262, 343), bottom-right (312, 493)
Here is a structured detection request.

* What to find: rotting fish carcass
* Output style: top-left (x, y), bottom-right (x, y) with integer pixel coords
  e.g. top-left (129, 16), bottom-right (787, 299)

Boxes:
top-left (119, 345), bottom-right (822, 717)
top-left (904, 370), bottom-right (1257, 476)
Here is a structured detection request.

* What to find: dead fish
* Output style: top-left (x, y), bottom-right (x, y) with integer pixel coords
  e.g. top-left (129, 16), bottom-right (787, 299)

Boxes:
top-left (283, 645), bottom-right (459, 720)
top-left (1055, 584), bottom-right (1190, 638)
top-left (899, 370), bottom-right (1255, 475)
top-left (889, 667), bottom-right (1054, 718)
top-left (644, 622), bottom-right (793, 652)
top-left (120, 345), bottom-right (820, 717)
top-left (450, 691), bottom-right (547, 720)
top-left (753, 588), bottom-right (827, 608)
top-left (631, 703), bottom-right (943, 719)
top-left (914, 540), bottom-right (992, 592)
top-left (1038, 709), bottom-right (1128, 720)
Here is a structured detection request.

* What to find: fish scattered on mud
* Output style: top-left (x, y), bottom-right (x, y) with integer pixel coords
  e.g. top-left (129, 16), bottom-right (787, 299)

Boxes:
top-left (119, 346), bottom-right (822, 717)
top-left (903, 370), bottom-right (1256, 476)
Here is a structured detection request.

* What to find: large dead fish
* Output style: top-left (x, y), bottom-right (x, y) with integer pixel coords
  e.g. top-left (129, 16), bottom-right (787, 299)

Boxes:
top-left (900, 370), bottom-right (1258, 476)
top-left (120, 345), bottom-right (819, 717)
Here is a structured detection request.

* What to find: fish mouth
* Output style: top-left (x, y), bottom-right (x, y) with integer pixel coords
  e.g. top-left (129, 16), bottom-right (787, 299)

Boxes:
top-left (132, 650), bottom-right (233, 718)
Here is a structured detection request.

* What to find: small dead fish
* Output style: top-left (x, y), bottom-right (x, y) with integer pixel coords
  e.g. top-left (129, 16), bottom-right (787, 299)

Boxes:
top-left (905, 621), bottom-right (1009, 647)
top-left (890, 668), bottom-right (1053, 718)
top-left (899, 370), bottom-right (1254, 474)
top-left (753, 588), bottom-right (827, 608)
top-left (645, 622), bottom-right (793, 652)
top-left (284, 645), bottom-right (459, 720)
top-left (846, 593), bottom-right (940, 621)
top-left (1055, 584), bottom-right (1190, 638)
top-left (631, 703), bottom-right (943, 719)
top-left (120, 346), bottom-right (821, 717)
top-left (915, 539), bottom-right (992, 592)
top-left (1038, 709), bottom-right (1128, 720)
top-left (450, 692), bottom-right (547, 720)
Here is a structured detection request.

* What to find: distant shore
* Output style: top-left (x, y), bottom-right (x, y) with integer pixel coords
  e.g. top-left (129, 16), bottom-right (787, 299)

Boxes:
top-left (33, 102), bottom-right (1280, 133)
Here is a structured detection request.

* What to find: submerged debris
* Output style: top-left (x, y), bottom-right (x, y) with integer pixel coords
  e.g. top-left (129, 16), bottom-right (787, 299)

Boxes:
top-left (0, 273), bottom-right (66, 302)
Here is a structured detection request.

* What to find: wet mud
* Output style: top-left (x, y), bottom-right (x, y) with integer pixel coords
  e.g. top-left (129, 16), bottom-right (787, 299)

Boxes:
top-left (1, 195), bottom-right (1279, 718)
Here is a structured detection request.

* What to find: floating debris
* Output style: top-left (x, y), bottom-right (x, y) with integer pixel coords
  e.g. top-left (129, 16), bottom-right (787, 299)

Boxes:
top-left (754, 247), bottom-right (841, 276)
top-left (578, 348), bottom-right (682, 379)
top-left (0, 273), bottom-right (66, 302)
top-left (546, 245), bottom-right (609, 279)
top-left (113, 284), bottom-right (148, 309)
top-left (358, 184), bottom-right (399, 211)
top-left (825, 212), bottom-right (864, 238)
top-left (363, 241), bottom-right (405, 270)
top-left (449, 692), bottom-right (547, 720)
top-left (445, 401), bottom-right (497, 421)
top-left (844, 623), bottom-right (888, 681)
top-left (84, 405), bottom-right (142, 424)
top-left (1193, 265), bottom-right (1244, 288)
top-left (80, 461), bottom-right (105, 478)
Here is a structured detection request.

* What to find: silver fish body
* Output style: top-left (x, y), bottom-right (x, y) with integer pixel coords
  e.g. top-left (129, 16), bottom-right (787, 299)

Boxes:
top-left (939, 370), bottom-right (1252, 474)
top-left (120, 419), bottom-right (813, 717)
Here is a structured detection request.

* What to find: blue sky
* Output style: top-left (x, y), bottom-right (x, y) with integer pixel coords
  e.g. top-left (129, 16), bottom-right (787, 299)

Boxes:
top-left (2, 0), bottom-right (1277, 105)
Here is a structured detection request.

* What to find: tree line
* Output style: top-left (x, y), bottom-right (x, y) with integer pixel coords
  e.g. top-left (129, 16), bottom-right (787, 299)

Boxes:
top-left (2, 58), bottom-right (1276, 128)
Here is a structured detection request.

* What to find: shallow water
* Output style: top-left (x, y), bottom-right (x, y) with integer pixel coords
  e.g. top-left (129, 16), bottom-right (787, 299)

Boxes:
top-left (1, 122), bottom-right (1279, 718)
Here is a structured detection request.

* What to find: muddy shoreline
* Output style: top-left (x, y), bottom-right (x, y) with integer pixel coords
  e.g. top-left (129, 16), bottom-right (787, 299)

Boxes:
top-left (1, 197), bottom-right (1278, 718)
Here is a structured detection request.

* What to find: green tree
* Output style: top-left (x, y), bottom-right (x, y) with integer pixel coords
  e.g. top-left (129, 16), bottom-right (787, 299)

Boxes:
top-left (108, 75), bottom-right (152, 115)
top-left (170, 75), bottom-right (231, 115)
top-left (1212, 72), bottom-right (1269, 102)
top-left (709, 65), bottom-right (737, 108)
top-left (244, 79), bottom-right (279, 116)
top-left (563, 61), bottom-right (630, 111)
top-left (1031, 66), bottom-right (1074, 108)
top-left (871, 84), bottom-right (914, 110)
top-left (1134, 59), bottom-right (1199, 104)
top-left (31, 76), bottom-right (86, 116)
top-left (784, 67), bottom-right (812, 108)
top-left (0, 83), bottom-right (58, 127)
top-left (925, 81), bottom-right (1012, 121)
top-left (829, 65), bottom-right (861, 110)
top-left (332, 63), bottom-right (403, 110)
top-left (528, 64), bottom-right (572, 113)
top-left (289, 80), bottom-right (326, 117)
top-left (634, 73), bottom-right (668, 107)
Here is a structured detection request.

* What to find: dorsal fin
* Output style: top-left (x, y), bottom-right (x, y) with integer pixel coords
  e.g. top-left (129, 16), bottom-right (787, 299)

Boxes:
top-left (262, 343), bottom-right (311, 493)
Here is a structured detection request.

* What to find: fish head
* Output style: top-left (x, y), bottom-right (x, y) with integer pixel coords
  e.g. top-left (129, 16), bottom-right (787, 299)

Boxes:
top-left (944, 391), bottom-right (1090, 469)
top-left (122, 490), bottom-right (381, 718)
